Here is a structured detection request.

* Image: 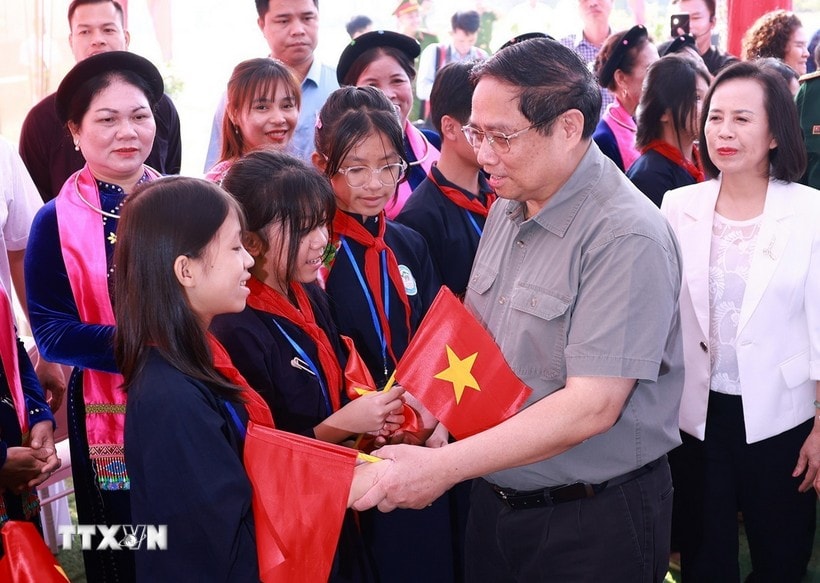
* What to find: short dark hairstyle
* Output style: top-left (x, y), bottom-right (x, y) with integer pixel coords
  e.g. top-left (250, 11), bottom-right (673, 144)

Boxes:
top-left (346, 15), bottom-right (372, 38)
top-left (429, 60), bottom-right (477, 134)
top-left (636, 54), bottom-right (711, 150)
top-left (68, 0), bottom-right (124, 27)
top-left (472, 38), bottom-right (601, 139)
top-left (341, 46), bottom-right (416, 86)
top-left (114, 176), bottom-right (245, 399)
top-left (64, 70), bottom-right (156, 130)
top-left (672, 0), bottom-right (716, 21)
top-left (741, 10), bottom-right (803, 62)
top-left (451, 10), bottom-right (480, 34)
top-left (222, 150), bottom-right (335, 285)
top-left (314, 86), bottom-right (406, 182)
top-left (255, 0), bottom-right (319, 19)
top-left (699, 61), bottom-right (806, 181)
top-left (220, 58), bottom-right (301, 162)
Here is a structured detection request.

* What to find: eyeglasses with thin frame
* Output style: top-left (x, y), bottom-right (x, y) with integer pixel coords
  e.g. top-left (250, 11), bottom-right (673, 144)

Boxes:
top-left (336, 160), bottom-right (408, 188)
top-left (461, 124), bottom-right (538, 153)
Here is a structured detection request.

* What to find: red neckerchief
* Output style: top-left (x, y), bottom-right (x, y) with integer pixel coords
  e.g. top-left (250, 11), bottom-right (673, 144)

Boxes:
top-left (643, 139), bottom-right (705, 183)
top-left (208, 333), bottom-right (275, 427)
top-left (245, 278), bottom-right (342, 411)
top-left (427, 167), bottom-right (497, 218)
top-left (332, 211), bottom-right (412, 366)
top-left (0, 282), bottom-right (26, 435)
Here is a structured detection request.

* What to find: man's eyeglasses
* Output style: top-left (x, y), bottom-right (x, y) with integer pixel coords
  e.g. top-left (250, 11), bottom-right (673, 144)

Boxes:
top-left (461, 124), bottom-right (538, 153)
top-left (336, 161), bottom-right (408, 188)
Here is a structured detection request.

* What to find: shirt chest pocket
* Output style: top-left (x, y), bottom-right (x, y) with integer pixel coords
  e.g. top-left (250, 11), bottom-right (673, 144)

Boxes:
top-left (508, 287), bottom-right (572, 380)
top-left (467, 266), bottom-right (497, 296)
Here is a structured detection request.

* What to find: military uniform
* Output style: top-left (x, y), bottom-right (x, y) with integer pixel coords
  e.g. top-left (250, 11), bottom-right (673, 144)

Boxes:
top-left (797, 71), bottom-right (820, 190)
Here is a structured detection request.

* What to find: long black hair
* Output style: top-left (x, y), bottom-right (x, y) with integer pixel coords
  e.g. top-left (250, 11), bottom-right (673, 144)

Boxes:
top-left (114, 176), bottom-right (245, 399)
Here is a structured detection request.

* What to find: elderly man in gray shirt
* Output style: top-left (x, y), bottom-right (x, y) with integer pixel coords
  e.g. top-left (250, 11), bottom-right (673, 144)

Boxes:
top-left (353, 37), bottom-right (684, 583)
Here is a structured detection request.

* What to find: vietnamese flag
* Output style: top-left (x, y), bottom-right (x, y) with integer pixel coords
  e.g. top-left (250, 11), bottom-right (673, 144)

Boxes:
top-left (209, 335), bottom-right (357, 583)
top-left (395, 287), bottom-right (532, 440)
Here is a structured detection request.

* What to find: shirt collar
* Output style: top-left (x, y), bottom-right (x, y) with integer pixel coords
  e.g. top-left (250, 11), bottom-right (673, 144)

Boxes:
top-left (303, 57), bottom-right (321, 89)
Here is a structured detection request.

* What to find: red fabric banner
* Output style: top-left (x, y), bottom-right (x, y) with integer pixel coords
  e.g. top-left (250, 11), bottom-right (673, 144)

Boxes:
top-left (209, 335), bottom-right (357, 582)
top-left (244, 422), bottom-right (357, 583)
top-left (0, 521), bottom-right (69, 582)
top-left (395, 287), bottom-right (532, 440)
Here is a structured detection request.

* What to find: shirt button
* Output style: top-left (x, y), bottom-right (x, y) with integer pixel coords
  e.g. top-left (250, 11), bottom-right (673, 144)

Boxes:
top-left (699, 342), bottom-right (708, 353)
top-left (530, 297), bottom-right (538, 307)
top-left (499, 296), bottom-right (507, 305)
top-left (516, 240), bottom-right (525, 248)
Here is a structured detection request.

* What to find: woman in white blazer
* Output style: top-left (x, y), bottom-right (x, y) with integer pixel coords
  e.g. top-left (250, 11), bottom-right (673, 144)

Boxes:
top-left (661, 61), bottom-right (820, 582)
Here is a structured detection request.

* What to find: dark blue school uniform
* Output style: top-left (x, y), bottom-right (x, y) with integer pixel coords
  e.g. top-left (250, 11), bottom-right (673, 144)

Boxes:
top-left (627, 149), bottom-right (697, 208)
top-left (326, 212), bottom-right (457, 583)
top-left (325, 214), bottom-right (439, 389)
top-left (125, 349), bottom-right (259, 582)
top-left (396, 166), bottom-right (492, 296)
top-left (211, 284), bottom-right (345, 438)
top-left (211, 283), bottom-right (375, 583)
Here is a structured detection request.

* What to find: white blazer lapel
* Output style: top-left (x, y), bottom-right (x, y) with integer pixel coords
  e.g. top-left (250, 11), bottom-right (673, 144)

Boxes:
top-left (678, 182), bottom-right (719, 342)
top-left (736, 181), bottom-right (793, 335)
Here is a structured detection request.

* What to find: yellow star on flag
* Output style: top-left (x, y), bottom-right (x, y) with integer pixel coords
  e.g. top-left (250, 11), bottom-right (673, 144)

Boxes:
top-left (434, 344), bottom-right (481, 404)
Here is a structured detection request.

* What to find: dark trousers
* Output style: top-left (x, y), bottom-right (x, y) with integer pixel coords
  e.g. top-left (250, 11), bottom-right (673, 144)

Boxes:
top-left (676, 391), bottom-right (816, 583)
top-left (465, 457), bottom-right (673, 583)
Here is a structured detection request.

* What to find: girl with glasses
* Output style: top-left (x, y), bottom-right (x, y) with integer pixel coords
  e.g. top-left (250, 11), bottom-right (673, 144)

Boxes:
top-left (210, 151), bottom-right (402, 581)
top-left (313, 85), bottom-right (456, 583)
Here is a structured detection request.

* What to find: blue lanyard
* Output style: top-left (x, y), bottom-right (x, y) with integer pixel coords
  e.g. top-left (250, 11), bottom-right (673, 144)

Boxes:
top-left (340, 237), bottom-right (390, 375)
top-left (223, 401), bottom-right (247, 441)
top-left (465, 210), bottom-right (483, 237)
top-left (272, 318), bottom-right (333, 417)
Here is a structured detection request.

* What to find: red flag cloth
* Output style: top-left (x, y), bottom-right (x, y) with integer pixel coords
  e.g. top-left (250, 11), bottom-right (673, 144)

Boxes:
top-left (208, 335), bottom-right (356, 583)
top-left (244, 422), bottom-right (357, 583)
top-left (395, 286), bottom-right (532, 440)
top-left (0, 521), bottom-right (69, 582)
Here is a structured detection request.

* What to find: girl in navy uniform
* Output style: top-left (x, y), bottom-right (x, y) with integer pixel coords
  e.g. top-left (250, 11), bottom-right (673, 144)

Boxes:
top-left (115, 177), bottom-right (259, 581)
top-left (313, 85), bottom-right (456, 583)
top-left (211, 150), bottom-right (404, 444)
top-left (210, 150), bottom-right (403, 582)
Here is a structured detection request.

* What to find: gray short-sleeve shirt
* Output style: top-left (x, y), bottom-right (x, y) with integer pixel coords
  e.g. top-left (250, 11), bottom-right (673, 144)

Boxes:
top-left (464, 143), bottom-right (684, 489)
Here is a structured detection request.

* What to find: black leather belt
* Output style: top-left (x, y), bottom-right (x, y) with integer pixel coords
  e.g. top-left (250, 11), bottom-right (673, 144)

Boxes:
top-left (490, 457), bottom-right (664, 509)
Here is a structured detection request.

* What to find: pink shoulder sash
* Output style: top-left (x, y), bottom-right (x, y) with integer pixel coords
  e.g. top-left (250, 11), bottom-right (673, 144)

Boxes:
top-left (385, 120), bottom-right (441, 219)
top-left (55, 165), bottom-right (159, 490)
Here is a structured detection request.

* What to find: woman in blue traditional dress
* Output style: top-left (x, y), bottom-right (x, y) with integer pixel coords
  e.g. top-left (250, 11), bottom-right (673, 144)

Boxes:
top-left (24, 51), bottom-right (164, 582)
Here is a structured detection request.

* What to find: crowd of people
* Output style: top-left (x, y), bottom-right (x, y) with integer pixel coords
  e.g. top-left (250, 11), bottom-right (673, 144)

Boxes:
top-left (1, 0), bottom-right (819, 582)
